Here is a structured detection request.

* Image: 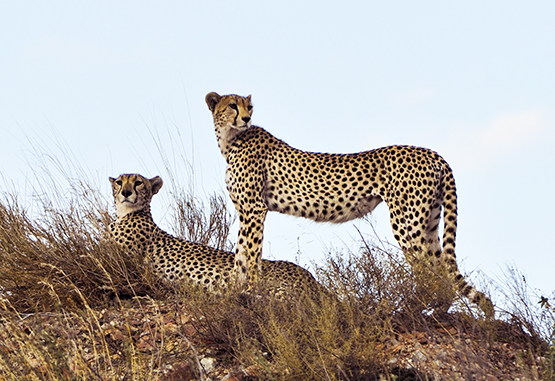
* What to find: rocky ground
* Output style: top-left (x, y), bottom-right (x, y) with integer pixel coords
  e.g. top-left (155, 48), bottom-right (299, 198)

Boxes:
top-left (0, 296), bottom-right (550, 381)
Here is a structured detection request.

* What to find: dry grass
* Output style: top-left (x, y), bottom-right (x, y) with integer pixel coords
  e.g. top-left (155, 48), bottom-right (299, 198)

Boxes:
top-left (0, 188), bottom-right (168, 313)
top-left (183, 240), bottom-right (555, 380)
top-left (170, 190), bottom-right (235, 252)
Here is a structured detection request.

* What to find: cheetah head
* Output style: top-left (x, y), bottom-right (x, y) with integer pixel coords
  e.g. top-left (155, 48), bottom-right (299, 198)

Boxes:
top-left (205, 92), bottom-right (253, 132)
top-left (109, 174), bottom-right (163, 219)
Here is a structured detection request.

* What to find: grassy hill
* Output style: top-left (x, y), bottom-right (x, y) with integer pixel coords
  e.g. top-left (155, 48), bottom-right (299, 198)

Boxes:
top-left (0, 173), bottom-right (553, 380)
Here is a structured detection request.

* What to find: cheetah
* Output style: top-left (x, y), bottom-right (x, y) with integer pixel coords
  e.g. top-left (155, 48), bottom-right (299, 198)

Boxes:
top-left (109, 173), bottom-right (325, 299)
top-left (205, 91), bottom-right (494, 317)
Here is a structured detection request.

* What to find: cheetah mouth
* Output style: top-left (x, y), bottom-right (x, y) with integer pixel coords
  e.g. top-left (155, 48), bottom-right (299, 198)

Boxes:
top-left (232, 123), bottom-right (250, 130)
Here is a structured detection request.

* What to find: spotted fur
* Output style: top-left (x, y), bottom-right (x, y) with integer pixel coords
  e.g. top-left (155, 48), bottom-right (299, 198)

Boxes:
top-left (206, 92), bottom-right (494, 317)
top-left (108, 173), bottom-right (324, 299)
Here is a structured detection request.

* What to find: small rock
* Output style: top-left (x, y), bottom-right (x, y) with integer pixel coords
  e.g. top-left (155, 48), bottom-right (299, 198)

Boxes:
top-left (412, 349), bottom-right (427, 362)
top-left (161, 361), bottom-right (196, 381)
top-left (201, 357), bottom-right (217, 373)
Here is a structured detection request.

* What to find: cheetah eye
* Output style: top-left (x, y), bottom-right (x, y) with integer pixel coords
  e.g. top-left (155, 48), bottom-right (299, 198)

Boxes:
top-left (115, 180), bottom-right (123, 186)
top-left (247, 105), bottom-right (253, 111)
top-left (229, 103), bottom-right (238, 111)
top-left (135, 180), bottom-right (143, 187)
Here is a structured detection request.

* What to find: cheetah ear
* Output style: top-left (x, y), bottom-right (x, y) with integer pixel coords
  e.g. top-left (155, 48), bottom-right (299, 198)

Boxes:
top-left (247, 94), bottom-right (251, 102)
top-left (205, 92), bottom-right (221, 113)
top-left (109, 177), bottom-right (117, 185)
top-left (150, 176), bottom-right (163, 195)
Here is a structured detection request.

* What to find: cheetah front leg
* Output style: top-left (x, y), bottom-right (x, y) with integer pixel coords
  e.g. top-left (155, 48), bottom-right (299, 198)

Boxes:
top-left (234, 207), bottom-right (267, 289)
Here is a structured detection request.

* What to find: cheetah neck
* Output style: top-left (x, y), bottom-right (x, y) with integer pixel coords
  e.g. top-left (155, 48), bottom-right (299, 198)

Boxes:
top-left (214, 124), bottom-right (245, 159)
top-left (116, 207), bottom-right (152, 222)
top-left (114, 209), bottom-right (175, 245)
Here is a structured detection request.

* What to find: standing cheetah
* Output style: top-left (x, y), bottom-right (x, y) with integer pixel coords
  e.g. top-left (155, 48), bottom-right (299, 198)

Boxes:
top-left (109, 173), bottom-right (325, 299)
top-left (206, 92), bottom-right (493, 317)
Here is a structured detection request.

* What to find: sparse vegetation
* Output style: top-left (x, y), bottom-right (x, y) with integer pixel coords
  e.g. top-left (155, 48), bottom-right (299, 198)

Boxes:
top-left (0, 148), bottom-right (553, 380)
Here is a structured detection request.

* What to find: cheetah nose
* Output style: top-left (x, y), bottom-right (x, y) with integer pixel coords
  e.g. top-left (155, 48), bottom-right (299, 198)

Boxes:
top-left (122, 189), bottom-right (132, 198)
top-left (242, 116), bottom-right (251, 123)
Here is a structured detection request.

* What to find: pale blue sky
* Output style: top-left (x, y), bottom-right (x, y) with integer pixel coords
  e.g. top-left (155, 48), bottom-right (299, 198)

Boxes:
top-left (1, 2), bottom-right (554, 297)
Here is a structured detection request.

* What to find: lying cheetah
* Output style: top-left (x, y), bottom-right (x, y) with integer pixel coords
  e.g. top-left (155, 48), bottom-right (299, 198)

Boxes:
top-left (109, 173), bottom-right (324, 299)
top-left (206, 92), bottom-right (494, 317)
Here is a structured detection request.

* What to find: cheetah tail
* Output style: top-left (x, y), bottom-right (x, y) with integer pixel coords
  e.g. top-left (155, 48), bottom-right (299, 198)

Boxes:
top-left (440, 165), bottom-right (458, 263)
top-left (442, 164), bottom-right (494, 318)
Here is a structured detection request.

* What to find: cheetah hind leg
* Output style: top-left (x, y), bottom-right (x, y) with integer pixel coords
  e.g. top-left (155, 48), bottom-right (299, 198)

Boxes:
top-left (418, 256), bottom-right (495, 319)
top-left (407, 252), bottom-right (458, 317)
top-left (407, 241), bottom-right (494, 319)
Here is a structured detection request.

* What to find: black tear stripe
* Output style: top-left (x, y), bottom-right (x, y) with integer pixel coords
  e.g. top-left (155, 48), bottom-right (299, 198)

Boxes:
top-left (233, 109), bottom-right (238, 126)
